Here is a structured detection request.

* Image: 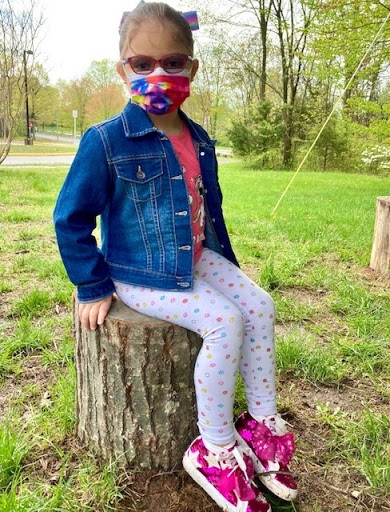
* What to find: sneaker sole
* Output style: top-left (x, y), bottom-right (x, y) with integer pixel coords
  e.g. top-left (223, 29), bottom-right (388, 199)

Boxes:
top-left (183, 450), bottom-right (271, 512)
top-left (183, 451), bottom-right (237, 512)
top-left (235, 431), bottom-right (298, 501)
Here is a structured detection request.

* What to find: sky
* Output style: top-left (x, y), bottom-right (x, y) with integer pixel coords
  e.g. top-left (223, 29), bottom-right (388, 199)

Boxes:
top-left (41, 0), bottom-right (186, 83)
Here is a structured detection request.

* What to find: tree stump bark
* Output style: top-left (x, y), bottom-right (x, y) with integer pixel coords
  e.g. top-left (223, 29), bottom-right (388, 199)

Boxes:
top-left (370, 196), bottom-right (390, 273)
top-left (72, 294), bottom-right (202, 470)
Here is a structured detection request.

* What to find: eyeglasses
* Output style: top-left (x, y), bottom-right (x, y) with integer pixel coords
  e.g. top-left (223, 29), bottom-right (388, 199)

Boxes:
top-left (122, 53), bottom-right (192, 75)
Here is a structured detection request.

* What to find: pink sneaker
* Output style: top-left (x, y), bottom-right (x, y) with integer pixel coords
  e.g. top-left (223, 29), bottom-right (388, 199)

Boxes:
top-left (183, 436), bottom-right (271, 512)
top-left (235, 412), bottom-right (298, 501)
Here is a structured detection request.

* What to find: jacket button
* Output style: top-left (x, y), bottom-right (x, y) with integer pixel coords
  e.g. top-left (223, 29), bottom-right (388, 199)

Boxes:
top-left (200, 151), bottom-right (205, 156)
top-left (136, 166), bottom-right (145, 179)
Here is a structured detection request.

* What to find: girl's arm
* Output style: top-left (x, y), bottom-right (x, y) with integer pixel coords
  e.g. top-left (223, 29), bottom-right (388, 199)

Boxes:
top-left (53, 127), bottom-right (116, 303)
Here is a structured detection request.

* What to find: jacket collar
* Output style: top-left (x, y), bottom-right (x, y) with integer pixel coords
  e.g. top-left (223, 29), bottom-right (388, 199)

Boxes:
top-left (120, 101), bottom-right (214, 147)
top-left (121, 101), bottom-right (156, 138)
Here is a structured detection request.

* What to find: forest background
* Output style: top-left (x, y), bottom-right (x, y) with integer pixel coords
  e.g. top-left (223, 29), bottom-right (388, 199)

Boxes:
top-left (1, 0), bottom-right (390, 174)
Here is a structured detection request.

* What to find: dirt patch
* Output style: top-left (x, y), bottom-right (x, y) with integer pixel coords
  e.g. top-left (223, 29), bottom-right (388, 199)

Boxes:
top-left (112, 373), bottom-right (390, 512)
top-left (118, 471), bottom-right (222, 512)
top-left (0, 356), bottom-right (56, 419)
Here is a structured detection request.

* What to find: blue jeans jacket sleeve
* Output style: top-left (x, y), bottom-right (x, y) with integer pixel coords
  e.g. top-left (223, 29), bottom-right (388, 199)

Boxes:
top-left (53, 127), bottom-right (116, 302)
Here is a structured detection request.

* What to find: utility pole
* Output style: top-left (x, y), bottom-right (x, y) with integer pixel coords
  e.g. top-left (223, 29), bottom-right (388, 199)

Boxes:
top-left (23, 49), bottom-right (33, 145)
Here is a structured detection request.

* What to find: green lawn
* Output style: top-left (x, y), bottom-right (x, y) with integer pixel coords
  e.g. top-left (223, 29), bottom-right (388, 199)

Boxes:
top-left (0, 162), bottom-right (389, 511)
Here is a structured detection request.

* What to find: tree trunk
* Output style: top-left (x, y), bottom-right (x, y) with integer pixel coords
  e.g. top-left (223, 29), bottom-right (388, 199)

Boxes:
top-left (72, 294), bottom-right (202, 470)
top-left (370, 196), bottom-right (390, 273)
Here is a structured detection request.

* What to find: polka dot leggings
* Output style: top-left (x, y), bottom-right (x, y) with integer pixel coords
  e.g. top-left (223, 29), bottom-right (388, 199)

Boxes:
top-left (114, 248), bottom-right (276, 447)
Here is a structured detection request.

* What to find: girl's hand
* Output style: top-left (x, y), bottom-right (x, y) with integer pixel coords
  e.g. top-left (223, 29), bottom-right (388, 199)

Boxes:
top-left (78, 295), bottom-right (114, 331)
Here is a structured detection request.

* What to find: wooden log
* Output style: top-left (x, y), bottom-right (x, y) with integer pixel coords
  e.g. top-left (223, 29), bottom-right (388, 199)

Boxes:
top-left (72, 294), bottom-right (202, 470)
top-left (370, 196), bottom-right (390, 273)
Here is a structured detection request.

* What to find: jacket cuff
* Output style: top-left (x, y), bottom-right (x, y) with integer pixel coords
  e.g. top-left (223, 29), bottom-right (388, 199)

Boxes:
top-left (77, 276), bottom-right (116, 303)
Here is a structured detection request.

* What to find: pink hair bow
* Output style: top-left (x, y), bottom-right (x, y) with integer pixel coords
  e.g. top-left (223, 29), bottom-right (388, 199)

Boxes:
top-left (181, 11), bottom-right (199, 31)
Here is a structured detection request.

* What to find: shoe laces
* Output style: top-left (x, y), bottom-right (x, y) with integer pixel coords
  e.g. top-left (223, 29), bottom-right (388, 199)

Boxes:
top-left (224, 445), bottom-right (250, 480)
top-left (259, 414), bottom-right (291, 436)
top-left (207, 441), bottom-right (251, 481)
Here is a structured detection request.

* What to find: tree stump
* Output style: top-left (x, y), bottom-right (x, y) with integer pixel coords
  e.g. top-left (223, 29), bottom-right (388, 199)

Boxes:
top-left (370, 196), bottom-right (390, 273)
top-left (72, 294), bottom-right (202, 470)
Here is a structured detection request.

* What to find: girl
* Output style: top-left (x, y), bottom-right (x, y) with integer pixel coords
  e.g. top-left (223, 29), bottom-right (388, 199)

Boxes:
top-left (53, 3), bottom-right (297, 511)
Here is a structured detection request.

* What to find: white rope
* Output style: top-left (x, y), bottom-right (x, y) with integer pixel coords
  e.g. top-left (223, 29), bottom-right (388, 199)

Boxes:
top-left (271, 10), bottom-right (390, 216)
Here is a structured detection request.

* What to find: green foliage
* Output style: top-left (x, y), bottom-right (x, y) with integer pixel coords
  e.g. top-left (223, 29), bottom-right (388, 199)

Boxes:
top-left (199, 0), bottom-right (390, 172)
top-left (304, 119), bottom-right (350, 172)
top-left (2, 317), bottom-right (52, 356)
top-left (258, 256), bottom-right (281, 291)
top-left (336, 339), bottom-right (389, 376)
top-left (227, 101), bottom-right (284, 168)
top-left (361, 145), bottom-right (390, 175)
top-left (0, 423), bottom-right (29, 491)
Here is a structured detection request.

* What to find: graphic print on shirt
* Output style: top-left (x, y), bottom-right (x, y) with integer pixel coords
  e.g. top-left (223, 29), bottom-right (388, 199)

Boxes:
top-left (183, 165), bottom-right (205, 249)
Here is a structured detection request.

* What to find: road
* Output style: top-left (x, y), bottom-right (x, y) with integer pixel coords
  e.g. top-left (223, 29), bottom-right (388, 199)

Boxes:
top-left (3, 154), bottom-right (75, 166)
top-left (1, 131), bottom-right (77, 166)
top-left (2, 130), bottom-right (232, 166)
top-left (35, 131), bottom-right (80, 144)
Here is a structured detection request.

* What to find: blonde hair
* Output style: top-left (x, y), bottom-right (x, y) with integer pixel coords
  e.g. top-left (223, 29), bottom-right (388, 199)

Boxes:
top-left (119, 2), bottom-right (194, 58)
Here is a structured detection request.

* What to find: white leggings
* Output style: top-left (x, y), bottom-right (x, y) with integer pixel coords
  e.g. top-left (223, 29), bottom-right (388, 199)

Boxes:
top-left (114, 248), bottom-right (276, 446)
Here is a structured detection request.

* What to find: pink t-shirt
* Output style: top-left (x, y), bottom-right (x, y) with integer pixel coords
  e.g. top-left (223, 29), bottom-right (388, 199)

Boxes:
top-left (168, 124), bottom-right (205, 264)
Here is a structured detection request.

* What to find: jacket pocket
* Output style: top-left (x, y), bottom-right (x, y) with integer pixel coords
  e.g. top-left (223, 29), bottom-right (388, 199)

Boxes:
top-left (114, 160), bottom-right (163, 202)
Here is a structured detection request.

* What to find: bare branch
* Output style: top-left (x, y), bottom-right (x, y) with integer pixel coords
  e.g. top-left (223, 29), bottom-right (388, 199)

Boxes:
top-left (0, 0), bottom-right (45, 163)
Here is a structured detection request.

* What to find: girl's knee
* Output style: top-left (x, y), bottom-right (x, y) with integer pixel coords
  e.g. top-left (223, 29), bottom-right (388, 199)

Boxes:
top-left (261, 289), bottom-right (275, 314)
top-left (247, 284), bottom-right (274, 313)
top-left (203, 303), bottom-right (245, 343)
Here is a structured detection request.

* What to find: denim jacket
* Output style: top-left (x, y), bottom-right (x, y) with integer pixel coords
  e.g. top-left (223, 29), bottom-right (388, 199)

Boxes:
top-left (53, 102), bottom-right (239, 303)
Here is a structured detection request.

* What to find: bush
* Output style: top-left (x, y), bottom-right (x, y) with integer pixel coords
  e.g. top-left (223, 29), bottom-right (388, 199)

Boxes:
top-left (227, 101), bottom-right (284, 168)
top-left (361, 145), bottom-right (390, 175)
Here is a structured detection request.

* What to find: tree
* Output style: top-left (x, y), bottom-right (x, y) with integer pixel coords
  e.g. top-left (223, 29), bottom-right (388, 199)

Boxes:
top-left (270, 0), bottom-right (315, 167)
top-left (84, 59), bottom-right (126, 125)
top-left (186, 43), bottom-right (230, 139)
top-left (28, 63), bottom-right (52, 131)
top-left (305, 0), bottom-right (390, 170)
top-left (228, 100), bottom-right (284, 167)
top-left (58, 60), bottom-right (126, 135)
top-left (191, 0), bottom-right (390, 171)
top-left (86, 82), bottom-right (126, 126)
top-left (61, 76), bottom-right (94, 135)
top-left (194, 0), bottom-right (317, 167)
top-left (0, 0), bottom-right (44, 164)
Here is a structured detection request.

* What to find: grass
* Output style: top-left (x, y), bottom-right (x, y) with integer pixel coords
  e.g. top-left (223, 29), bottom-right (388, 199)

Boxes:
top-left (317, 406), bottom-right (390, 489)
top-left (0, 158), bottom-right (389, 511)
top-left (0, 422), bottom-right (30, 490)
top-left (9, 138), bottom-right (77, 155)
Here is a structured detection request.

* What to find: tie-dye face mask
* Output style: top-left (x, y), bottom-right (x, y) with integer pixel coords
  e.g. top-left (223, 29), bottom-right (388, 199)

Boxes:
top-left (128, 68), bottom-right (191, 115)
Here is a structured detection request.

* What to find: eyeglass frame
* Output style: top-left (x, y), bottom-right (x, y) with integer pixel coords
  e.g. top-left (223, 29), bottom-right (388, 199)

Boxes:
top-left (122, 53), bottom-right (193, 75)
